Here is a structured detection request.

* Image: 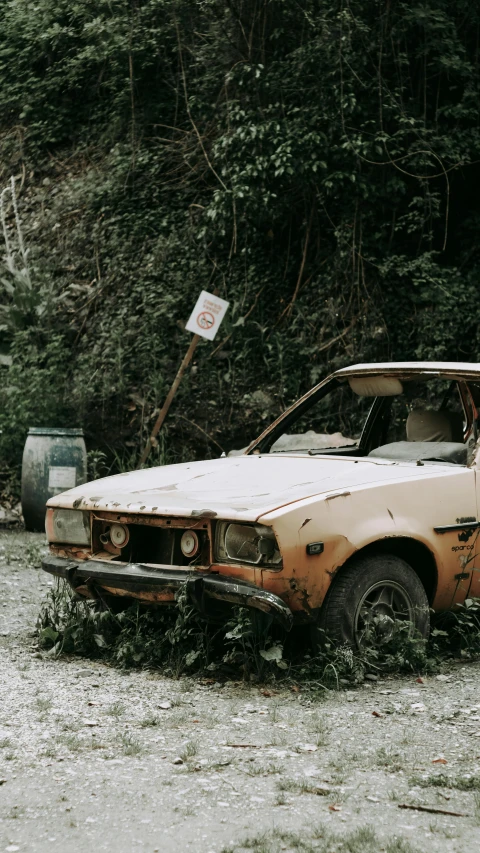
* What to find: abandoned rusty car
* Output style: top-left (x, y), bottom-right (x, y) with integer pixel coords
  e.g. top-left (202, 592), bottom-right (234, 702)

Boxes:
top-left (42, 362), bottom-right (480, 646)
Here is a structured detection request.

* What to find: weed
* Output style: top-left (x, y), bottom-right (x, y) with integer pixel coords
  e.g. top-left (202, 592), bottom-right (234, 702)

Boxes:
top-left (140, 713), bottom-right (160, 728)
top-left (35, 696), bottom-right (52, 712)
top-left (179, 740), bottom-right (198, 763)
top-left (0, 737), bottom-right (12, 748)
top-left (36, 580), bottom-right (480, 687)
top-left (411, 772), bottom-right (480, 791)
top-left (276, 777), bottom-right (328, 796)
top-left (375, 746), bottom-right (405, 773)
top-left (220, 825), bottom-right (419, 853)
top-left (428, 822), bottom-right (457, 839)
top-left (387, 788), bottom-right (401, 802)
top-left (117, 732), bottom-right (143, 757)
top-left (106, 701), bottom-right (125, 718)
top-left (244, 761), bottom-right (282, 778)
top-left (58, 733), bottom-right (83, 751)
top-left (24, 539), bottom-right (45, 568)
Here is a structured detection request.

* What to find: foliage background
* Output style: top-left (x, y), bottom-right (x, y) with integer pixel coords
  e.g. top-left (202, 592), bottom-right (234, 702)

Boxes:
top-left (1, 0), bottom-right (480, 492)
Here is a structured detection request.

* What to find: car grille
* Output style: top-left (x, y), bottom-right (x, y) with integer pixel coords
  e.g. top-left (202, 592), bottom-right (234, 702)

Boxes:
top-left (91, 514), bottom-right (211, 567)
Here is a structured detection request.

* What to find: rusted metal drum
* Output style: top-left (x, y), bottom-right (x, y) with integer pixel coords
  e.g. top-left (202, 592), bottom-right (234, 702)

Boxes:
top-left (21, 428), bottom-right (87, 532)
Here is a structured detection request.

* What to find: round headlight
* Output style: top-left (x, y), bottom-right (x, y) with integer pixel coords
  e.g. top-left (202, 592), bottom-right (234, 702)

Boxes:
top-left (110, 523), bottom-right (129, 548)
top-left (181, 530), bottom-right (200, 557)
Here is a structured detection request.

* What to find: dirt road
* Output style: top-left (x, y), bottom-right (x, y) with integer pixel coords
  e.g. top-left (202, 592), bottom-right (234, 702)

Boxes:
top-left (1, 530), bottom-right (480, 852)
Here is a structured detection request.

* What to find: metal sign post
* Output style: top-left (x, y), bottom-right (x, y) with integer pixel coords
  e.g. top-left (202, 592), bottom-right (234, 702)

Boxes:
top-left (138, 291), bottom-right (229, 467)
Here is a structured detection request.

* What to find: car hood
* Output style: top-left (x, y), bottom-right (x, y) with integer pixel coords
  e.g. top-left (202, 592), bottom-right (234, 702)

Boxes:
top-left (46, 453), bottom-right (449, 522)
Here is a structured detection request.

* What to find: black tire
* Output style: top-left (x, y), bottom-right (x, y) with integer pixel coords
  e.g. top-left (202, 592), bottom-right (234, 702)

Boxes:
top-left (315, 554), bottom-right (430, 648)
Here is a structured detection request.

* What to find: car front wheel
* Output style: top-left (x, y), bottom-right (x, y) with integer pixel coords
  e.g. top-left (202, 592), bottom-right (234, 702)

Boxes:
top-left (315, 554), bottom-right (430, 648)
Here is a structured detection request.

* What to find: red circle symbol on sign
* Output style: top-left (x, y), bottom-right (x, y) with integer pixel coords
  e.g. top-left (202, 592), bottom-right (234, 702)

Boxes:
top-left (197, 311), bottom-right (215, 330)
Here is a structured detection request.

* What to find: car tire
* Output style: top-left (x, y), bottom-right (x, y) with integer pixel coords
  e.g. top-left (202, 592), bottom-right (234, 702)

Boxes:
top-left (314, 553), bottom-right (430, 648)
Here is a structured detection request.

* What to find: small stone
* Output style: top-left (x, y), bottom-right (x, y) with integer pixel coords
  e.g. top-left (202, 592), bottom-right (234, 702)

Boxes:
top-left (173, 757), bottom-right (184, 765)
top-left (75, 669), bottom-right (94, 678)
top-left (365, 674), bottom-right (378, 681)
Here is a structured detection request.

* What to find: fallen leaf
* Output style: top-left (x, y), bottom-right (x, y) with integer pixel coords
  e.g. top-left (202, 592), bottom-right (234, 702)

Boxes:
top-left (261, 690), bottom-right (273, 697)
top-left (372, 710), bottom-right (383, 718)
top-left (290, 685), bottom-right (301, 693)
top-left (432, 756), bottom-right (448, 764)
top-left (329, 804), bottom-right (342, 812)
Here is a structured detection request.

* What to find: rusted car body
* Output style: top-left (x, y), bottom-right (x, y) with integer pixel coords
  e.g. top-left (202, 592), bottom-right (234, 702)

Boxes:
top-left (42, 362), bottom-right (480, 645)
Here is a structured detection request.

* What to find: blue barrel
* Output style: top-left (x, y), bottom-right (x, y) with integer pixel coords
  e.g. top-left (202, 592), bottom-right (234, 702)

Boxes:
top-left (21, 428), bottom-right (87, 532)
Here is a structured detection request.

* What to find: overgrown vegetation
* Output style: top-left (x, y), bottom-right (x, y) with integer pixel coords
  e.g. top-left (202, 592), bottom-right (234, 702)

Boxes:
top-left (220, 825), bottom-right (419, 853)
top-left (1, 1), bottom-right (480, 495)
top-left (36, 580), bottom-right (480, 685)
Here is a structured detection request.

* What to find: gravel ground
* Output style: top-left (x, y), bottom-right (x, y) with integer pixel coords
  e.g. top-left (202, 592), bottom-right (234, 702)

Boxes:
top-left (1, 530), bottom-right (480, 852)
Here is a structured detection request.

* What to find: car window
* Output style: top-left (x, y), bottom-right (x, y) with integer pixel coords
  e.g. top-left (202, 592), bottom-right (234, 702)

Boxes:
top-left (385, 379), bottom-right (466, 444)
top-left (268, 382), bottom-right (372, 453)
top-left (259, 375), bottom-right (473, 456)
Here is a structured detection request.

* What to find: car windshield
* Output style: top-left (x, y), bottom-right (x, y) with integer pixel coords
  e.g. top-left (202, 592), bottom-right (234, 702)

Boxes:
top-left (254, 374), bottom-right (472, 456)
top-left (267, 381), bottom-right (370, 453)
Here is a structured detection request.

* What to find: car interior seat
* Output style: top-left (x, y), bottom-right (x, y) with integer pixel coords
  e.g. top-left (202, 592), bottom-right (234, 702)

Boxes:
top-left (368, 407), bottom-right (467, 464)
top-left (406, 408), bottom-right (464, 443)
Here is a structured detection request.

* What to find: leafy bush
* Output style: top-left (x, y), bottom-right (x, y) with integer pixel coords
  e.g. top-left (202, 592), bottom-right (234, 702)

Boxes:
top-left (37, 581), bottom-right (480, 685)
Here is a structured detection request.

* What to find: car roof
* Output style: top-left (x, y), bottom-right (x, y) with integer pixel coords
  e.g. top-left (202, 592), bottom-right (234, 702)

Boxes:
top-left (333, 362), bottom-right (480, 380)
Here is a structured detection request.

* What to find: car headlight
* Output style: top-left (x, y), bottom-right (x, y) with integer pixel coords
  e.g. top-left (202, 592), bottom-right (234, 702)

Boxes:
top-left (216, 522), bottom-right (282, 568)
top-left (49, 509), bottom-right (90, 546)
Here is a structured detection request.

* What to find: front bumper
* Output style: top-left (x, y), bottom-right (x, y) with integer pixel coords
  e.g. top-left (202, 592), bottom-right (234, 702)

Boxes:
top-left (42, 556), bottom-right (293, 631)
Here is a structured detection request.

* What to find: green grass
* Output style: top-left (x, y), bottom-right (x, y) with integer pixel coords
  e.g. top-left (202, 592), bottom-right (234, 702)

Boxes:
top-left (411, 772), bottom-right (480, 791)
top-left (221, 826), bottom-right (420, 853)
top-left (117, 732), bottom-right (143, 757)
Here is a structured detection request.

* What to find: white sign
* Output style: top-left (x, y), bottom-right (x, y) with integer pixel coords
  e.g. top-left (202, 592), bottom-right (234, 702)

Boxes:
top-left (48, 466), bottom-right (77, 490)
top-left (185, 290), bottom-right (229, 341)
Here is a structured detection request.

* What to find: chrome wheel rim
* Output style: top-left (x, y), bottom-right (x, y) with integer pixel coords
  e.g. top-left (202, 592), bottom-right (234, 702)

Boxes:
top-left (353, 581), bottom-right (415, 648)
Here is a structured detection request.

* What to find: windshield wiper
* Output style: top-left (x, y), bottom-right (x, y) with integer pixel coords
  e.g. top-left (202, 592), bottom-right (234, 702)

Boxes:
top-left (308, 446), bottom-right (358, 456)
